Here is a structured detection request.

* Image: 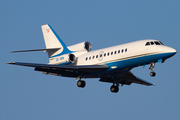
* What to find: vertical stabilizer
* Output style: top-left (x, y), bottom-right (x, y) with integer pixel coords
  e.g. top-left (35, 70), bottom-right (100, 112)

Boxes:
top-left (41, 24), bottom-right (71, 58)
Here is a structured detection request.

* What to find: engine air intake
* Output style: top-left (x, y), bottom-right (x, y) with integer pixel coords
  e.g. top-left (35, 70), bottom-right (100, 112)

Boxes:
top-left (69, 54), bottom-right (76, 63)
top-left (84, 42), bottom-right (91, 51)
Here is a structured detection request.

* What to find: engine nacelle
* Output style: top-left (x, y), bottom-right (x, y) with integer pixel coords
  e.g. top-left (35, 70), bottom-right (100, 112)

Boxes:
top-left (50, 53), bottom-right (76, 64)
top-left (68, 41), bottom-right (91, 52)
top-left (68, 53), bottom-right (76, 63)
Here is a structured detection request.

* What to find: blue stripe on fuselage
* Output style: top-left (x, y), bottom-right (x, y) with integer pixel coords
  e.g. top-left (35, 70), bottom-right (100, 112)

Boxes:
top-left (83, 52), bottom-right (175, 78)
top-left (104, 52), bottom-right (175, 71)
top-left (48, 25), bottom-right (74, 58)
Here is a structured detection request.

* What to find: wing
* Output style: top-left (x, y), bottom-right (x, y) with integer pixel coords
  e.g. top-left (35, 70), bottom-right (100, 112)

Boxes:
top-left (7, 62), bottom-right (109, 74)
top-left (99, 71), bottom-right (154, 86)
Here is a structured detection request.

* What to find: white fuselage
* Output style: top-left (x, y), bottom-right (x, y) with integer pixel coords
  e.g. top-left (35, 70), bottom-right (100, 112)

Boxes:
top-left (77, 39), bottom-right (175, 66)
top-left (49, 39), bottom-right (176, 78)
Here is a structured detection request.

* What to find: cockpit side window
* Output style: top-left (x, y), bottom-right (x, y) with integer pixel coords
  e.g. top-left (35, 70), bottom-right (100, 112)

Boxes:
top-left (159, 41), bottom-right (164, 45)
top-left (150, 42), bottom-right (154, 45)
top-left (154, 41), bottom-right (161, 45)
top-left (145, 42), bottom-right (150, 46)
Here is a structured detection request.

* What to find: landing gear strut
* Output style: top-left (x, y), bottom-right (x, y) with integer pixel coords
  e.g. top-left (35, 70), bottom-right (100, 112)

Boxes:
top-left (149, 62), bottom-right (156, 77)
top-left (110, 77), bottom-right (120, 93)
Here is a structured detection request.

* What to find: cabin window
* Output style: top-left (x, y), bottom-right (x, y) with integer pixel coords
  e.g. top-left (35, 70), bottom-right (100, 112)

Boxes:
top-left (107, 52), bottom-right (110, 56)
top-left (86, 57), bottom-right (88, 61)
top-left (122, 49), bottom-right (124, 53)
top-left (118, 50), bottom-right (120, 53)
top-left (100, 54), bottom-right (102, 57)
top-left (155, 41), bottom-right (161, 45)
top-left (150, 42), bottom-right (154, 45)
top-left (111, 52), bottom-right (113, 55)
top-left (104, 53), bottom-right (106, 57)
top-left (145, 42), bottom-right (150, 46)
top-left (125, 48), bottom-right (127, 52)
top-left (96, 55), bottom-right (98, 58)
top-left (114, 51), bottom-right (117, 54)
top-left (89, 56), bottom-right (91, 60)
top-left (92, 56), bottom-right (95, 59)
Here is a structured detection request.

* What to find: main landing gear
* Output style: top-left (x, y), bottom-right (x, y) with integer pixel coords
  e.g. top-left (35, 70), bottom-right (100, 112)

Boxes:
top-left (149, 62), bottom-right (156, 77)
top-left (110, 85), bottom-right (119, 93)
top-left (77, 79), bottom-right (86, 88)
top-left (110, 77), bottom-right (122, 93)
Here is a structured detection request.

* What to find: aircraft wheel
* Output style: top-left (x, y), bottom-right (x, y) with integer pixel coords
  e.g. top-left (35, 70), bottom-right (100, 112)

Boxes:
top-left (77, 80), bottom-right (86, 88)
top-left (150, 72), bottom-right (156, 77)
top-left (110, 85), bottom-right (119, 93)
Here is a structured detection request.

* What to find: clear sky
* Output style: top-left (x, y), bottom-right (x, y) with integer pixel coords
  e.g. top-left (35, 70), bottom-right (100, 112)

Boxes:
top-left (1, 0), bottom-right (180, 120)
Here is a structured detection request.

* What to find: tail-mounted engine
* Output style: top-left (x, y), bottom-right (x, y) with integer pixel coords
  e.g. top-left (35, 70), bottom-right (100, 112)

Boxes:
top-left (68, 41), bottom-right (91, 52)
top-left (49, 41), bottom-right (91, 64)
top-left (49, 53), bottom-right (76, 64)
top-left (68, 53), bottom-right (76, 63)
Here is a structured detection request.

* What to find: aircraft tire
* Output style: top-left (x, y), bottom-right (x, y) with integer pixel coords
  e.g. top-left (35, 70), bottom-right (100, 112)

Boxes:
top-left (150, 72), bottom-right (156, 77)
top-left (77, 80), bottom-right (86, 88)
top-left (110, 85), bottom-right (119, 93)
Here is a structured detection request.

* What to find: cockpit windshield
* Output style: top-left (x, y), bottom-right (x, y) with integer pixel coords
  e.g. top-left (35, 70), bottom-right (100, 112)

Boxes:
top-left (145, 41), bottom-right (164, 46)
top-left (154, 41), bottom-right (161, 45)
top-left (150, 42), bottom-right (154, 45)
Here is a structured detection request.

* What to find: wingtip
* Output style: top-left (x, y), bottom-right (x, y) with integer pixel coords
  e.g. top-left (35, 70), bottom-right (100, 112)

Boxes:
top-left (6, 62), bottom-right (16, 64)
top-left (150, 83), bottom-right (155, 86)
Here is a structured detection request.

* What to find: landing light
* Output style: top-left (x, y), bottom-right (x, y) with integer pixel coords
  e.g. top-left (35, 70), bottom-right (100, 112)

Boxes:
top-left (111, 66), bottom-right (117, 69)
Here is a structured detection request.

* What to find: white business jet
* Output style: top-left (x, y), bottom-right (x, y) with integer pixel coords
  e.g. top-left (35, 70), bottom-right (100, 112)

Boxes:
top-left (7, 24), bottom-right (177, 93)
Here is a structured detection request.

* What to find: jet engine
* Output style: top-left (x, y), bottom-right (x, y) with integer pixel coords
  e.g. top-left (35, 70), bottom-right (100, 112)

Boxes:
top-left (50, 53), bottom-right (76, 64)
top-left (68, 53), bottom-right (76, 63)
top-left (68, 41), bottom-right (91, 52)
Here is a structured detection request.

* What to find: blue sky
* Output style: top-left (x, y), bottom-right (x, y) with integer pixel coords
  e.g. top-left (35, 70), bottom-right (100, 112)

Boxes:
top-left (1, 0), bottom-right (180, 120)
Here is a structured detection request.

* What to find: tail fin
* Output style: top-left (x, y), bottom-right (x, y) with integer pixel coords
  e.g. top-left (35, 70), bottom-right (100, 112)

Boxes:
top-left (41, 24), bottom-right (71, 58)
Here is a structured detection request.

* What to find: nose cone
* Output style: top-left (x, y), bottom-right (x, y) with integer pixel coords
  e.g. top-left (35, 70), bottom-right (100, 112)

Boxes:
top-left (168, 47), bottom-right (177, 56)
top-left (158, 46), bottom-right (177, 59)
top-left (165, 47), bottom-right (177, 58)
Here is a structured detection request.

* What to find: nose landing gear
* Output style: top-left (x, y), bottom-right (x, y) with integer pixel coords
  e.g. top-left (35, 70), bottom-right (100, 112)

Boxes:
top-left (149, 62), bottom-right (156, 77)
top-left (150, 71), bottom-right (156, 77)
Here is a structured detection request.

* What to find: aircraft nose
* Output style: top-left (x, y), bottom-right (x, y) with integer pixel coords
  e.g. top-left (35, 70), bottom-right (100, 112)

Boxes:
top-left (167, 47), bottom-right (177, 56)
top-left (169, 47), bottom-right (177, 53)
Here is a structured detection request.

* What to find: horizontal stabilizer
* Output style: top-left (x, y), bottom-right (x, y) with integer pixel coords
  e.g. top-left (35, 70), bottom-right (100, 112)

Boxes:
top-left (11, 48), bottom-right (61, 53)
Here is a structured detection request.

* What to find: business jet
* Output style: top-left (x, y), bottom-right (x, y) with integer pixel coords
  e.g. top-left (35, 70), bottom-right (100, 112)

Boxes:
top-left (7, 24), bottom-right (177, 93)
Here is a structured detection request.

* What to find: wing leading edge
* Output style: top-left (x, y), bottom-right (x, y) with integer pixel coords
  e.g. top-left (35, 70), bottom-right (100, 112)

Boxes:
top-left (7, 62), bottom-right (109, 73)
